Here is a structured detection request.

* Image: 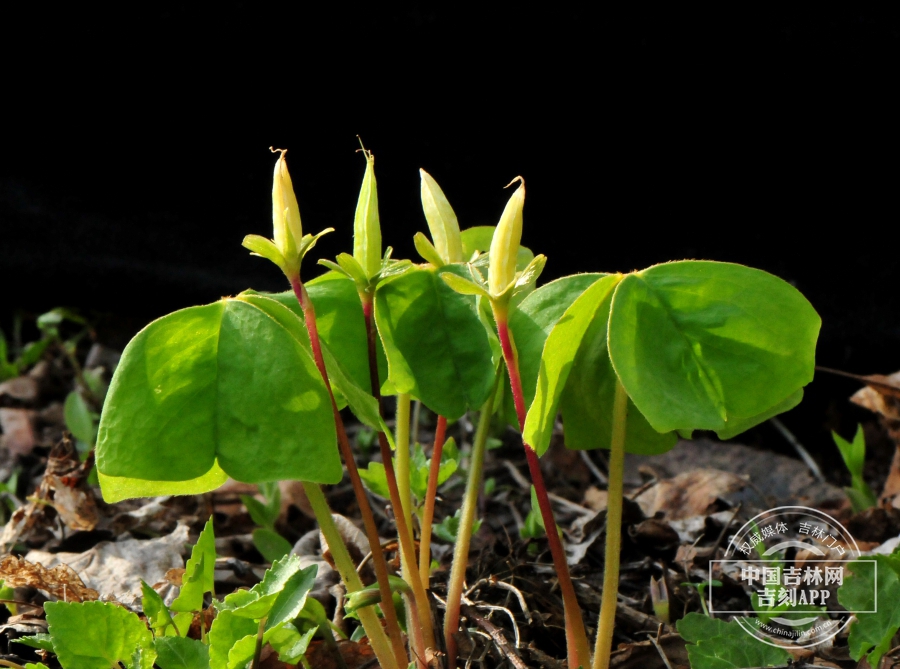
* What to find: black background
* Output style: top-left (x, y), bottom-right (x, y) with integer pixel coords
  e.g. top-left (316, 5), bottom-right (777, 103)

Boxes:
top-left (3, 5), bottom-right (898, 454)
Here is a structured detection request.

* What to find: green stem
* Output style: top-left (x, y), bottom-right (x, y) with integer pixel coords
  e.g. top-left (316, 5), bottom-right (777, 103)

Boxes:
top-left (418, 414), bottom-right (447, 591)
top-left (250, 617), bottom-right (266, 669)
top-left (394, 392), bottom-right (415, 548)
top-left (495, 313), bottom-right (591, 669)
top-left (291, 278), bottom-right (407, 669)
top-left (443, 372), bottom-right (500, 668)
top-left (592, 379), bottom-right (628, 669)
top-left (303, 482), bottom-right (400, 669)
top-left (361, 295), bottom-right (436, 666)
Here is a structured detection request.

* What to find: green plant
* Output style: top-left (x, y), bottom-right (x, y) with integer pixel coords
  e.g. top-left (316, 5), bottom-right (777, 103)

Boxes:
top-left (832, 424), bottom-right (878, 513)
top-left (93, 147), bottom-right (821, 668)
top-left (676, 612), bottom-right (791, 668)
top-left (240, 482), bottom-right (292, 563)
top-left (16, 519), bottom-right (321, 669)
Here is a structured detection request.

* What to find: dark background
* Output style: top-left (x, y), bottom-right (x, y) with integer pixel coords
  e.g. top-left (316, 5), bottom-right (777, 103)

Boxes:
top-left (2, 6), bottom-right (898, 456)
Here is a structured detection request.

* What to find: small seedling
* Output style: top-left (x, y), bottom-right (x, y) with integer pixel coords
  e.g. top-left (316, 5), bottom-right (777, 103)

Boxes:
top-left (241, 482), bottom-right (292, 563)
top-left (832, 424), bottom-right (878, 512)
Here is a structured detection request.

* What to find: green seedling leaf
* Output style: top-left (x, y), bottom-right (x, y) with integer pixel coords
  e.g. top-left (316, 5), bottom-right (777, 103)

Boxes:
top-left (676, 612), bottom-right (790, 668)
top-left (26, 663), bottom-right (50, 669)
top-left (153, 637), bottom-right (209, 669)
top-left (171, 517), bottom-right (216, 613)
top-left (413, 232), bottom-right (446, 268)
top-left (252, 528), bottom-right (292, 564)
top-left (609, 261), bottom-right (820, 435)
top-left (99, 464), bottom-right (228, 504)
top-left (18, 338), bottom-right (52, 369)
top-left (420, 169), bottom-right (464, 264)
top-left (838, 553), bottom-right (900, 667)
top-left (433, 508), bottom-right (482, 543)
top-left (64, 391), bottom-right (97, 444)
top-left (14, 634), bottom-right (55, 652)
top-left (409, 439), bottom-right (457, 502)
top-left (242, 234), bottom-right (286, 270)
top-left (833, 425), bottom-right (878, 512)
top-left (141, 581), bottom-right (175, 636)
top-left (45, 601), bottom-right (156, 669)
top-left (440, 270), bottom-right (490, 298)
top-left (209, 611), bottom-right (258, 669)
top-left (220, 554), bottom-right (315, 624)
top-left (242, 495), bottom-right (276, 530)
top-left (96, 298), bottom-right (340, 499)
top-left (83, 368), bottom-right (108, 402)
top-left (266, 624), bottom-right (316, 664)
top-left (359, 462), bottom-right (390, 499)
top-left (375, 265), bottom-right (496, 419)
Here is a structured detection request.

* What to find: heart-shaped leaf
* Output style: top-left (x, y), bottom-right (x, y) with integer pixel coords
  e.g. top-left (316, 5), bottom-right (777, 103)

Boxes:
top-left (375, 265), bottom-right (495, 419)
top-left (96, 298), bottom-right (340, 500)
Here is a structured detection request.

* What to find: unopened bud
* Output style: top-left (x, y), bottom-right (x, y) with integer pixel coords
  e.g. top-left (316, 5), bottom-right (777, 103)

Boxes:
top-left (420, 169), bottom-right (463, 264)
top-left (271, 149), bottom-right (303, 262)
top-left (488, 177), bottom-right (525, 297)
top-left (354, 147), bottom-right (382, 279)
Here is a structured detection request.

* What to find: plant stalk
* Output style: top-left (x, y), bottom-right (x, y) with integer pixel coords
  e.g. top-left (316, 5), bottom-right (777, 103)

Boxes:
top-left (303, 482), bottom-right (398, 669)
top-left (495, 315), bottom-right (591, 669)
top-left (592, 379), bottom-right (628, 669)
top-left (291, 278), bottom-right (407, 669)
top-left (361, 296), bottom-right (438, 664)
top-left (395, 391), bottom-right (415, 548)
top-left (443, 373), bottom-right (499, 668)
top-left (418, 414), bottom-right (447, 591)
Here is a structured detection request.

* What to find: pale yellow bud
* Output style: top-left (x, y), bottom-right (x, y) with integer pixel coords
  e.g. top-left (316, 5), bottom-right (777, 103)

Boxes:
top-left (488, 177), bottom-right (525, 297)
top-left (271, 149), bottom-right (303, 260)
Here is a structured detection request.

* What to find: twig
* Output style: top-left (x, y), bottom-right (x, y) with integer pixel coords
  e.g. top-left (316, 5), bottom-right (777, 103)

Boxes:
top-left (580, 450), bottom-right (608, 485)
top-left (647, 625), bottom-right (674, 669)
top-left (461, 605), bottom-right (529, 669)
top-left (769, 417), bottom-right (825, 483)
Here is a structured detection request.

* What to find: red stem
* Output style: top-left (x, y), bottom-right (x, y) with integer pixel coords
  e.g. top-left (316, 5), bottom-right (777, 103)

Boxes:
top-left (291, 278), bottom-right (408, 668)
top-left (361, 295), bottom-right (436, 665)
top-left (418, 414), bottom-right (447, 590)
top-left (496, 317), bottom-right (591, 669)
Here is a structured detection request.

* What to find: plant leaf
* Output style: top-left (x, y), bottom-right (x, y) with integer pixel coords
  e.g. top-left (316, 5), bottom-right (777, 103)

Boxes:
top-left (141, 581), bottom-right (175, 636)
top-left (440, 271), bottom-right (490, 298)
top-left (241, 235), bottom-right (285, 270)
top-left (413, 232), bottom-right (446, 268)
top-left (96, 299), bottom-right (340, 499)
top-left (153, 637), bottom-right (209, 669)
top-left (64, 391), bottom-right (97, 444)
top-left (252, 528), bottom-right (292, 564)
top-left (45, 601), bottom-right (156, 669)
top-left (375, 265), bottom-right (496, 419)
top-left (98, 463), bottom-right (228, 504)
top-left (838, 554), bottom-right (900, 667)
top-left (266, 625), bottom-right (315, 664)
top-left (171, 517), bottom-right (216, 613)
top-left (676, 612), bottom-right (790, 668)
top-left (219, 555), bottom-right (314, 621)
top-left (208, 611), bottom-right (257, 669)
top-left (460, 226), bottom-right (534, 270)
top-left (608, 261), bottom-right (821, 434)
top-left (420, 169), bottom-right (463, 264)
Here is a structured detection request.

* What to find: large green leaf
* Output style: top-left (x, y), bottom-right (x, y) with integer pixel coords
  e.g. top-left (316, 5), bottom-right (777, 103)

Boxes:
top-left (676, 613), bottom-right (790, 668)
top-left (838, 554), bottom-right (900, 667)
top-left (96, 299), bottom-right (340, 498)
top-left (239, 294), bottom-right (388, 434)
top-left (522, 276), bottom-right (675, 456)
top-left (45, 601), bottom-right (156, 669)
top-left (375, 265), bottom-right (495, 419)
top-left (264, 272), bottom-right (388, 393)
top-left (608, 261), bottom-right (820, 435)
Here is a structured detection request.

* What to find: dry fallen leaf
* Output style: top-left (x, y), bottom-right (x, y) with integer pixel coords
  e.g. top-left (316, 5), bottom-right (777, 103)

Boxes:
top-left (0, 555), bottom-right (98, 602)
top-left (634, 469), bottom-right (746, 520)
top-left (0, 408), bottom-right (37, 456)
top-left (0, 376), bottom-right (39, 402)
